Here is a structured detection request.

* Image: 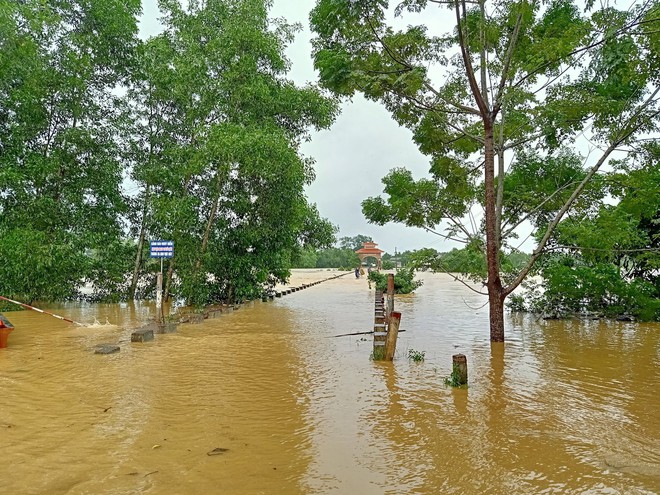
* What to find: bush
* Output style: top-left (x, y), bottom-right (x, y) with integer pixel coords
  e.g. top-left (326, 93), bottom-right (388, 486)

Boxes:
top-left (514, 255), bottom-right (660, 321)
top-left (368, 268), bottom-right (423, 294)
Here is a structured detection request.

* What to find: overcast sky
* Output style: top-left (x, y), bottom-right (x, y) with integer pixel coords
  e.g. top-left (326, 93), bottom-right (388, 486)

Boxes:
top-left (138, 0), bottom-right (461, 254)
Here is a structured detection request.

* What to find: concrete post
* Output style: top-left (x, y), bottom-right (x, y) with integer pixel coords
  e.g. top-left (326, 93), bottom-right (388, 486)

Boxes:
top-left (452, 354), bottom-right (468, 385)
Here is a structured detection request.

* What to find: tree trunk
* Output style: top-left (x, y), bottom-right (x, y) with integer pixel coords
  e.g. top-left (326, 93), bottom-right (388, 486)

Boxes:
top-left (129, 186), bottom-right (150, 299)
top-left (483, 119), bottom-right (505, 342)
top-left (164, 257), bottom-right (175, 302)
top-left (194, 173), bottom-right (222, 273)
top-left (488, 289), bottom-right (505, 342)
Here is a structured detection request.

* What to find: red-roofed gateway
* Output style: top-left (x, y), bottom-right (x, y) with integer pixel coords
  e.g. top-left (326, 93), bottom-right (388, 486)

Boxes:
top-left (355, 241), bottom-right (384, 270)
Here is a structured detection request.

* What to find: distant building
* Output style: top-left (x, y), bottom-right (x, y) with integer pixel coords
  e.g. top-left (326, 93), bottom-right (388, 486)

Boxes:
top-left (355, 242), bottom-right (384, 270)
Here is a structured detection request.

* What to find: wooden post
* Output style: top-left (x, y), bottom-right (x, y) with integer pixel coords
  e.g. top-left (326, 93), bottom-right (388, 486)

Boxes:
top-left (384, 311), bottom-right (401, 361)
top-left (452, 354), bottom-right (468, 385)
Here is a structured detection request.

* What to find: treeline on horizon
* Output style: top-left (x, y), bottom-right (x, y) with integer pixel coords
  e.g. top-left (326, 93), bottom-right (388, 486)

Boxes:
top-left (293, 241), bottom-right (531, 273)
top-left (296, 233), bottom-right (660, 321)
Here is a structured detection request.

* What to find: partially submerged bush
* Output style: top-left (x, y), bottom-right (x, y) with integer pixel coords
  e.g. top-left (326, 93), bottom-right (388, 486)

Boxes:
top-left (368, 268), bottom-right (423, 294)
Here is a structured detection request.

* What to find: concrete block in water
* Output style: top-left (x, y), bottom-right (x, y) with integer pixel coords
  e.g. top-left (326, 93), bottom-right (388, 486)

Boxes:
top-left (160, 322), bottom-right (178, 334)
top-left (131, 328), bottom-right (154, 342)
top-left (188, 313), bottom-right (205, 324)
top-left (95, 344), bottom-right (120, 354)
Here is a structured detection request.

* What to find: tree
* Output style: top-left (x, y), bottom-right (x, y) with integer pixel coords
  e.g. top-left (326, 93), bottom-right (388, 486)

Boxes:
top-left (292, 246), bottom-right (320, 268)
top-left (368, 267), bottom-right (423, 293)
top-left (0, 0), bottom-right (141, 302)
top-left (315, 247), bottom-right (360, 268)
top-left (310, 0), bottom-right (659, 341)
top-left (520, 142), bottom-right (660, 320)
top-left (127, 0), bottom-right (338, 305)
top-left (339, 234), bottom-right (373, 250)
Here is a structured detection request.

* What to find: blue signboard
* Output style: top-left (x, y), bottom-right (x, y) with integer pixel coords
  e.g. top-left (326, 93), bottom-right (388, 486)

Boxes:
top-left (150, 240), bottom-right (174, 258)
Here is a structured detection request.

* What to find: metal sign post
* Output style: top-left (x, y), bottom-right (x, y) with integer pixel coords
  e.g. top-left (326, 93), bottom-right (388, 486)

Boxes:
top-left (150, 241), bottom-right (174, 323)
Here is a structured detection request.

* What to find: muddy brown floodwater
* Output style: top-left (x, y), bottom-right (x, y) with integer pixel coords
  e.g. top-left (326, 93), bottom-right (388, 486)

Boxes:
top-left (1, 270), bottom-right (658, 494)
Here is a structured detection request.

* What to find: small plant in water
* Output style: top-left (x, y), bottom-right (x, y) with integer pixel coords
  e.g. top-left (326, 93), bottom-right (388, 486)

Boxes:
top-left (444, 363), bottom-right (467, 388)
top-left (408, 349), bottom-right (425, 362)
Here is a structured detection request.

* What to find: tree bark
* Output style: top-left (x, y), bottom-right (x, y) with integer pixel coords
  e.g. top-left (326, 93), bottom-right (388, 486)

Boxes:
top-left (483, 119), bottom-right (505, 342)
top-left (164, 257), bottom-right (175, 302)
top-left (129, 186), bottom-right (150, 299)
top-left (194, 172), bottom-right (223, 273)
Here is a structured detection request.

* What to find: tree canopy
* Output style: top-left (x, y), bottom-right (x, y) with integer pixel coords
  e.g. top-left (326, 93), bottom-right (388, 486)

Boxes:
top-left (0, 0), bottom-right (141, 302)
top-left (0, 0), bottom-right (338, 306)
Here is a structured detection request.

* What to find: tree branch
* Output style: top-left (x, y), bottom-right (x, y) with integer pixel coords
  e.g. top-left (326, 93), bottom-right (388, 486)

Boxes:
top-left (501, 131), bottom-right (544, 151)
top-left (423, 81), bottom-right (481, 115)
top-left (503, 92), bottom-right (659, 297)
top-left (422, 253), bottom-right (488, 295)
top-left (479, 0), bottom-right (490, 109)
top-left (501, 179), bottom-right (580, 237)
top-left (492, 6), bottom-right (524, 115)
top-left (455, 0), bottom-right (489, 116)
top-left (546, 245), bottom-right (660, 253)
top-left (513, 13), bottom-right (658, 91)
top-left (423, 225), bottom-right (469, 244)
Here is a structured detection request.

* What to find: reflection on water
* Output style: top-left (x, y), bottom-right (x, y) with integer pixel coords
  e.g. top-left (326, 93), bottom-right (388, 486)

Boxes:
top-left (1, 271), bottom-right (658, 494)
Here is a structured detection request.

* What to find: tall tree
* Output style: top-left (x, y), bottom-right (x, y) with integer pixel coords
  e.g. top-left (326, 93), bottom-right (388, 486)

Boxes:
top-left (310, 0), bottom-right (659, 340)
top-left (128, 0), bottom-right (338, 305)
top-left (339, 234), bottom-right (373, 250)
top-left (0, 0), bottom-right (141, 302)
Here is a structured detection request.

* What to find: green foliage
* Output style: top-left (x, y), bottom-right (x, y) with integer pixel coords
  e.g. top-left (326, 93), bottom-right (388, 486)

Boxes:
top-left (126, 0), bottom-right (338, 305)
top-left (0, 0), bottom-right (338, 306)
top-left (339, 234), bottom-right (373, 251)
top-left (381, 259), bottom-right (396, 270)
top-left (407, 349), bottom-right (425, 363)
top-left (362, 167), bottom-right (474, 229)
top-left (311, 0), bottom-right (659, 340)
top-left (0, 227), bottom-right (87, 303)
top-left (368, 268), bottom-right (423, 294)
top-left (315, 247), bottom-right (360, 269)
top-left (292, 247), bottom-right (319, 269)
top-left (0, 0), bottom-right (140, 301)
top-left (444, 363), bottom-right (467, 388)
top-left (503, 150), bottom-right (603, 229)
top-left (370, 345), bottom-right (386, 361)
top-left (505, 294), bottom-right (527, 312)
top-left (408, 246), bottom-right (530, 286)
top-left (515, 146), bottom-right (660, 321)
top-left (522, 255), bottom-right (660, 320)
top-left (293, 233), bottom-right (378, 268)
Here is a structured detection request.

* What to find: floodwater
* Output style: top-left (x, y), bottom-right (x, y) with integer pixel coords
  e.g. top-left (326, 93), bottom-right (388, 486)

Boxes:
top-left (1, 270), bottom-right (658, 494)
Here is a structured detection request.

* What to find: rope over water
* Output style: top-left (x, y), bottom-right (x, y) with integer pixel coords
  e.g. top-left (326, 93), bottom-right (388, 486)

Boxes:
top-left (0, 295), bottom-right (84, 326)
